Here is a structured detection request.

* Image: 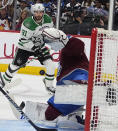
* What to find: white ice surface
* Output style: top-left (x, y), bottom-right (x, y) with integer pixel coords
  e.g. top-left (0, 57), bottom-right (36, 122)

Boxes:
top-left (0, 73), bottom-right (52, 120)
top-left (0, 73), bottom-right (84, 131)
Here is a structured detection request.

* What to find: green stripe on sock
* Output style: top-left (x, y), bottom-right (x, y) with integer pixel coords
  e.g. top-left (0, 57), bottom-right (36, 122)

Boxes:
top-left (45, 77), bottom-right (54, 81)
top-left (3, 75), bottom-right (11, 82)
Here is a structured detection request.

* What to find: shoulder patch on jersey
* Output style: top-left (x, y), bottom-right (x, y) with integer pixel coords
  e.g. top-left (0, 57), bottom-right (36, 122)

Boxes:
top-left (43, 14), bottom-right (52, 24)
top-left (23, 17), bottom-right (38, 31)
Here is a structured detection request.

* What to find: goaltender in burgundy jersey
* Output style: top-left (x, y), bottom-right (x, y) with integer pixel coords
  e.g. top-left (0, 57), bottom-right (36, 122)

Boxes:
top-left (45, 37), bottom-right (89, 121)
top-left (57, 37), bottom-right (89, 85)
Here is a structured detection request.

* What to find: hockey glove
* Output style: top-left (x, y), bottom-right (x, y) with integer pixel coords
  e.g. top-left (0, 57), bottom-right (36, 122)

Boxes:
top-left (32, 45), bottom-right (42, 56)
top-left (32, 45), bottom-right (46, 62)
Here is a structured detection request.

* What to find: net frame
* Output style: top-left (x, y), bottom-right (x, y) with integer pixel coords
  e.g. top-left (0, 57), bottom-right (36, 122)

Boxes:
top-left (85, 28), bottom-right (97, 131)
top-left (85, 28), bottom-right (118, 131)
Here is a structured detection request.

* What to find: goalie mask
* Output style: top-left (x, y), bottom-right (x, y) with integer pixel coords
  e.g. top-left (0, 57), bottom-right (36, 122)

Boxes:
top-left (42, 28), bottom-right (69, 51)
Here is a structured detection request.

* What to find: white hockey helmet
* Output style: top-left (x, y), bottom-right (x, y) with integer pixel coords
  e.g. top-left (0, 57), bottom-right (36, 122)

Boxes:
top-left (42, 28), bottom-right (69, 51)
top-left (42, 28), bottom-right (69, 45)
top-left (31, 3), bottom-right (45, 14)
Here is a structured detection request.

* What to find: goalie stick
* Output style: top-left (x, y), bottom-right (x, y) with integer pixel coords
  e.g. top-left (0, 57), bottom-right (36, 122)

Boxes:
top-left (0, 85), bottom-right (57, 131)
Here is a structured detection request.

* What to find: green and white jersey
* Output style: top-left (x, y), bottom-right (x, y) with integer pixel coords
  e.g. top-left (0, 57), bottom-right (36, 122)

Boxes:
top-left (18, 13), bottom-right (53, 51)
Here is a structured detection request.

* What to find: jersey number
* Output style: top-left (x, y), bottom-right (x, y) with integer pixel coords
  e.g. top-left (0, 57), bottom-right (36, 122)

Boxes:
top-left (22, 29), bottom-right (27, 36)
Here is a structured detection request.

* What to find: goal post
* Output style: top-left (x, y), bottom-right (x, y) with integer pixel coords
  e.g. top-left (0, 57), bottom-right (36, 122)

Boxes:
top-left (85, 28), bottom-right (118, 131)
top-left (85, 28), bottom-right (97, 131)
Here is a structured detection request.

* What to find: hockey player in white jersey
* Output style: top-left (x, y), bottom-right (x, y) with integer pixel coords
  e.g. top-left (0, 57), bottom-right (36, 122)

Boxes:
top-left (0, 3), bottom-right (57, 93)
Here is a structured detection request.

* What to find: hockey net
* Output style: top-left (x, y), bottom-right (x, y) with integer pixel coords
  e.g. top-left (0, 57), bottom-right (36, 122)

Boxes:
top-left (85, 28), bottom-right (118, 131)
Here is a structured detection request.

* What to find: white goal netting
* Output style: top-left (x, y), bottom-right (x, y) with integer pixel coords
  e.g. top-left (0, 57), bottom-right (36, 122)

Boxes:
top-left (85, 28), bottom-right (118, 131)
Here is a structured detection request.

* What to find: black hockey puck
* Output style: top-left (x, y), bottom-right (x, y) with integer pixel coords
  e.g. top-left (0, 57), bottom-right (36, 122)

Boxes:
top-left (40, 70), bottom-right (45, 75)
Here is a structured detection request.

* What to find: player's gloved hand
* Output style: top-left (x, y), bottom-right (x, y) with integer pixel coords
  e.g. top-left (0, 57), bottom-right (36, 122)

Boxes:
top-left (32, 45), bottom-right (43, 57)
top-left (43, 78), bottom-right (56, 95)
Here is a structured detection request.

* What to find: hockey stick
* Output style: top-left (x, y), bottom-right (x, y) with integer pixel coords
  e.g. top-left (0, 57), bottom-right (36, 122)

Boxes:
top-left (0, 86), bottom-right (57, 131)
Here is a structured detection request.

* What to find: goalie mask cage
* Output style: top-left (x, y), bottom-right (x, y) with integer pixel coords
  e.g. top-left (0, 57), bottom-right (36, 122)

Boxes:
top-left (85, 28), bottom-right (118, 131)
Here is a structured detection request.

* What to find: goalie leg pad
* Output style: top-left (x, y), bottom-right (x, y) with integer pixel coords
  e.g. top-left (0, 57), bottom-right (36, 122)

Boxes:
top-left (25, 101), bottom-right (48, 123)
